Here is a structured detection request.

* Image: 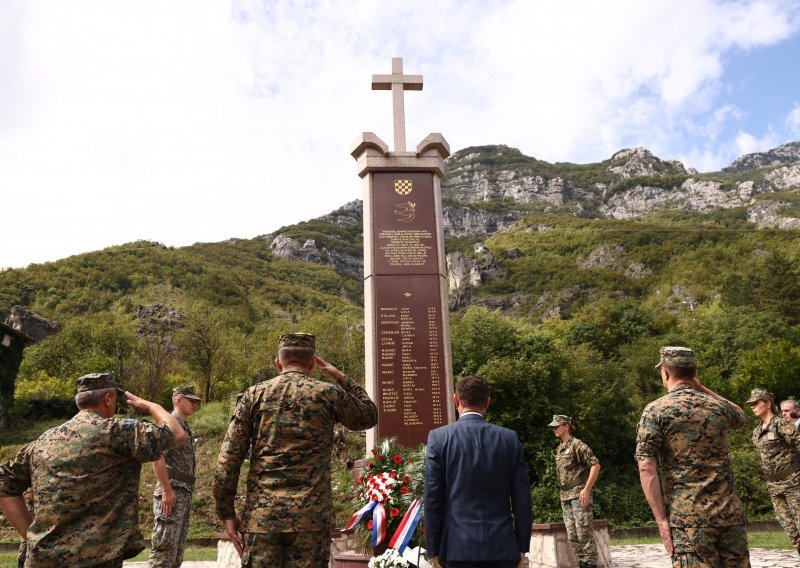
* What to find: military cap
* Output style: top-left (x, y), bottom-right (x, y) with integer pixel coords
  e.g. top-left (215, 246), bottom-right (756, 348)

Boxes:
top-left (655, 346), bottom-right (696, 368)
top-left (746, 388), bottom-right (774, 404)
top-left (173, 385), bottom-right (202, 401)
top-left (76, 372), bottom-right (124, 396)
top-left (278, 332), bottom-right (315, 350)
top-left (547, 414), bottom-right (572, 427)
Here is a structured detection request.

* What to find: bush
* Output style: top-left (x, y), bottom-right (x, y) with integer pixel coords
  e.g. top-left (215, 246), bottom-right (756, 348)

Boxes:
top-left (190, 401), bottom-right (233, 438)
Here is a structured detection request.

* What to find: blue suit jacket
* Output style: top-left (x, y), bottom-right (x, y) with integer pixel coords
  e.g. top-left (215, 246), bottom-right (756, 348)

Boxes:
top-left (424, 413), bottom-right (533, 562)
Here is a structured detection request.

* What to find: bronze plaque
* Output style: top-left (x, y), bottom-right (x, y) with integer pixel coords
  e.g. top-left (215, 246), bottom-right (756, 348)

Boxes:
top-left (372, 274), bottom-right (447, 446)
top-left (372, 172), bottom-right (439, 276)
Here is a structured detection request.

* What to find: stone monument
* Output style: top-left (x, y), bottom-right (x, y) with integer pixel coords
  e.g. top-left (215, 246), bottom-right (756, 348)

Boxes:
top-left (352, 57), bottom-right (455, 449)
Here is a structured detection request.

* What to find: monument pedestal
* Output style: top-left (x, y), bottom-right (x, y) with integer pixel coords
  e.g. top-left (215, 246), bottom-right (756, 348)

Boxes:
top-left (528, 520), bottom-right (611, 568)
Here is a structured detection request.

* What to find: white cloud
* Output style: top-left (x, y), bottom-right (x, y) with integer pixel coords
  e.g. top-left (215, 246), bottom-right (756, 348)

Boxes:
top-left (787, 103), bottom-right (800, 135)
top-left (1, 0), bottom-right (800, 268)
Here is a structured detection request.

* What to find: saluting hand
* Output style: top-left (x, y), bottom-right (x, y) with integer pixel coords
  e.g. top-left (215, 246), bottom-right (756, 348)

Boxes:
top-left (122, 391), bottom-right (153, 413)
top-left (314, 356), bottom-right (347, 386)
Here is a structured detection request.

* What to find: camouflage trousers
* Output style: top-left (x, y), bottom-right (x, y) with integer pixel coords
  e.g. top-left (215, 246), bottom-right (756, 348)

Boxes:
top-left (240, 531), bottom-right (330, 568)
top-left (561, 497), bottom-right (597, 564)
top-left (148, 488), bottom-right (193, 568)
top-left (670, 524), bottom-right (750, 567)
top-left (768, 481), bottom-right (800, 554)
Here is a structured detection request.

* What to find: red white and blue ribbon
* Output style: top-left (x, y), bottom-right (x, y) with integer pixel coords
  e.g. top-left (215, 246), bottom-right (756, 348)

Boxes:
top-left (342, 500), bottom-right (378, 532)
top-left (372, 502), bottom-right (388, 546)
top-left (388, 499), bottom-right (423, 554)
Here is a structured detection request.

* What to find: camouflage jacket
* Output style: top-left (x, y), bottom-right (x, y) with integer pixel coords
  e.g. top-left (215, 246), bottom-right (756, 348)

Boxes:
top-left (555, 436), bottom-right (599, 501)
top-left (0, 409), bottom-right (176, 567)
top-left (752, 414), bottom-right (800, 492)
top-left (635, 383), bottom-right (746, 527)
top-left (213, 368), bottom-right (377, 533)
top-left (155, 413), bottom-right (196, 494)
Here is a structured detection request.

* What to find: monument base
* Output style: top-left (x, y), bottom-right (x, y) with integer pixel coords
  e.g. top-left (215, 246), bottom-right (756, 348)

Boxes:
top-left (529, 520), bottom-right (611, 568)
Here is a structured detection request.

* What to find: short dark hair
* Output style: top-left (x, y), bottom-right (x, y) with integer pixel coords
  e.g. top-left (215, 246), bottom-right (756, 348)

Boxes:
top-left (278, 346), bottom-right (315, 368)
top-left (75, 387), bottom-right (115, 409)
top-left (664, 363), bottom-right (696, 380)
top-left (456, 375), bottom-right (490, 407)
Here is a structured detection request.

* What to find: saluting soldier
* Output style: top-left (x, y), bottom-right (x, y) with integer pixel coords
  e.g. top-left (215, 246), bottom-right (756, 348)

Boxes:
top-left (148, 385), bottom-right (202, 567)
top-left (636, 347), bottom-right (750, 567)
top-left (746, 388), bottom-right (800, 556)
top-left (549, 414), bottom-right (601, 568)
top-left (213, 333), bottom-right (378, 568)
top-left (0, 372), bottom-right (187, 568)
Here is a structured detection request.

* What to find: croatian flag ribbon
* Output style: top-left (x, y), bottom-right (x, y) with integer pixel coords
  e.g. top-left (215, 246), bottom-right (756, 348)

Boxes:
top-left (372, 502), bottom-right (388, 547)
top-left (388, 499), bottom-right (423, 554)
top-left (342, 500), bottom-right (378, 532)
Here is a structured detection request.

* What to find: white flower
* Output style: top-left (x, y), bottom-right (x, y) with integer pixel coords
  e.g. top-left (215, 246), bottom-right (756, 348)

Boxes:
top-left (368, 548), bottom-right (410, 568)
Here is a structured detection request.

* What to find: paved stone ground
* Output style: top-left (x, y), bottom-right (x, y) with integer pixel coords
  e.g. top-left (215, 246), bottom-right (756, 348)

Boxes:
top-left (124, 545), bottom-right (799, 567)
top-left (611, 544), bottom-right (798, 567)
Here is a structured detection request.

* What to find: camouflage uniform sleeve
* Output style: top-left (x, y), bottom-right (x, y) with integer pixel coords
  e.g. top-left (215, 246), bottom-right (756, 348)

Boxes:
top-left (634, 407), bottom-right (661, 462)
top-left (719, 398), bottom-right (746, 428)
top-left (576, 439), bottom-right (600, 467)
top-left (0, 443), bottom-right (33, 497)
top-left (111, 419), bottom-right (178, 463)
top-left (332, 379), bottom-right (378, 431)
top-left (776, 417), bottom-right (800, 451)
top-left (213, 392), bottom-right (254, 521)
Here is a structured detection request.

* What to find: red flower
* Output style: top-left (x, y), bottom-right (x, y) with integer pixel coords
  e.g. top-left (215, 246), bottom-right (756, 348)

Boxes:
top-left (401, 485), bottom-right (410, 494)
top-left (390, 507), bottom-right (400, 517)
top-left (367, 520), bottom-right (374, 529)
top-left (393, 454), bottom-right (403, 464)
top-left (371, 449), bottom-right (377, 454)
top-left (357, 477), bottom-right (363, 485)
top-left (421, 526), bottom-right (426, 533)
top-left (377, 455), bottom-right (383, 461)
top-left (403, 475), bottom-right (411, 484)
top-left (389, 471), bottom-right (397, 479)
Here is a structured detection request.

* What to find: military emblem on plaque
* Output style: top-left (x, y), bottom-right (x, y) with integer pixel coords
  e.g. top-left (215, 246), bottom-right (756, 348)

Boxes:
top-left (394, 201), bottom-right (416, 223)
top-left (394, 179), bottom-right (413, 195)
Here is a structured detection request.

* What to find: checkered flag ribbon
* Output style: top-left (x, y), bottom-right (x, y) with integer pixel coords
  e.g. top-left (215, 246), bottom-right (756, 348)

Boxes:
top-left (394, 179), bottom-right (413, 195)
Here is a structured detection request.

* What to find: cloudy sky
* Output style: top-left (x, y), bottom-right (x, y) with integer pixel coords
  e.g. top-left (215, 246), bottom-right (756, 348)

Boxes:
top-left (2, 0), bottom-right (800, 269)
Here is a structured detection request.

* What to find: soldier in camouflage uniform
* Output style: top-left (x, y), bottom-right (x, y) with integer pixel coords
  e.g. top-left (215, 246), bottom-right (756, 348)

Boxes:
top-left (636, 347), bottom-right (751, 568)
top-left (746, 388), bottom-right (800, 556)
top-left (549, 414), bottom-right (601, 568)
top-left (148, 385), bottom-right (202, 567)
top-left (213, 333), bottom-right (378, 568)
top-left (0, 372), bottom-right (187, 568)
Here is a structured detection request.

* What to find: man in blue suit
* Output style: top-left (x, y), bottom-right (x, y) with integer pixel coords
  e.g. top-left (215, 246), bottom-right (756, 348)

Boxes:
top-left (425, 375), bottom-right (533, 568)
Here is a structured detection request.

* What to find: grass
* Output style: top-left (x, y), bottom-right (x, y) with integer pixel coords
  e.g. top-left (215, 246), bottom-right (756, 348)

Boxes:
top-left (611, 530), bottom-right (794, 550)
top-left (0, 547), bottom-right (219, 567)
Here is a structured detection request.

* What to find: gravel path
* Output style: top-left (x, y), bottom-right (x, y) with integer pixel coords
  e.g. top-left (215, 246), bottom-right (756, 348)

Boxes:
top-left (124, 544), bottom-right (799, 567)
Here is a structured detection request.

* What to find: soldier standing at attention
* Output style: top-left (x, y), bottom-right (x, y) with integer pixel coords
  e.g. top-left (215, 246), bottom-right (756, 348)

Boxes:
top-left (549, 415), bottom-right (601, 568)
top-left (746, 388), bottom-right (800, 556)
top-left (636, 347), bottom-right (750, 567)
top-left (148, 385), bottom-right (202, 567)
top-left (213, 333), bottom-right (378, 568)
top-left (0, 372), bottom-right (187, 567)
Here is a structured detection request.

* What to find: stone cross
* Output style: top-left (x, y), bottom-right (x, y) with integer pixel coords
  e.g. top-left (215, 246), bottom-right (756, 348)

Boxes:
top-left (371, 57), bottom-right (423, 153)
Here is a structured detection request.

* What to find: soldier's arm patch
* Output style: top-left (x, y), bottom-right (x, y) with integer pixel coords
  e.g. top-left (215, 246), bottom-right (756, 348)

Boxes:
top-left (782, 425), bottom-right (795, 436)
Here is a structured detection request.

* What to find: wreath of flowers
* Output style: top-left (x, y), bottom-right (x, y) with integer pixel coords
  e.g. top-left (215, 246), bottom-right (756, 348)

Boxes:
top-left (347, 437), bottom-right (427, 555)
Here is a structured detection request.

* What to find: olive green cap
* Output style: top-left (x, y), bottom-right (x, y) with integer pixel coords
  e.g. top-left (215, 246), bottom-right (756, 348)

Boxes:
top-left (173, 385), bottom-right (201, 401)
top-left (77, 372), bottom-right (123, 396)
top-left (746, 388), bottom-right (774, 404)
top-left (278, 332), bottom-right (315, 350)
top-left (547, 414), bottom-right (572, 427)
top-left (655, 346), bottom-right (696, 368)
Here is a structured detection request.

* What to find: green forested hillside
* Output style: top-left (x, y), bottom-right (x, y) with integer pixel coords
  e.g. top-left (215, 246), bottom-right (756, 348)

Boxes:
top-left (2, 143), bottom-right (800, 529)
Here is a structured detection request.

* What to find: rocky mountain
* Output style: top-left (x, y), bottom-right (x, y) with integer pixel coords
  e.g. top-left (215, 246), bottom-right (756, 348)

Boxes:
top-left (266, 142), bottom-right (800, 292)
top-left (723, 141), bottom-right (800, 173)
